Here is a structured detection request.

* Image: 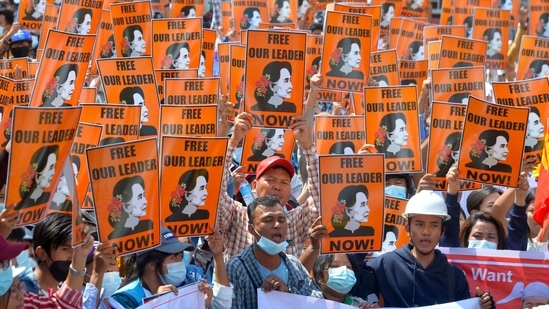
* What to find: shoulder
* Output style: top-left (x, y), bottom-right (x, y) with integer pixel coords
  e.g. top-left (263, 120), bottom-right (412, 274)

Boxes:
top-left (227, 246), bottom-right (253, 269)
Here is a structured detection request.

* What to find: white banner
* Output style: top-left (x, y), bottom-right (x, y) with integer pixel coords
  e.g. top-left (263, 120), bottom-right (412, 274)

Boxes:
top-left (137, 283), bottom-right (205, 309)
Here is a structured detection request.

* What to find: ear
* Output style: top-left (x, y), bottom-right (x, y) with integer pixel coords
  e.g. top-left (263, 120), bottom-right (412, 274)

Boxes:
top-left (35, 246), bottom-right (47, 262)
top-left (405, 223), bottom-right (411, 238)
top-left (251, 179), bottom-right (258, 190)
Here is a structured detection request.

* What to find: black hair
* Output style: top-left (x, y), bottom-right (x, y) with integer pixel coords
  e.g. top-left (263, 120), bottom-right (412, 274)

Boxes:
top-left (123, 249), bottom-right (169, 287)
top-left (375, 112), bottom-right (407, 153)
top-left (169, 168), bottom-right (209, 213)
top-left (0, 8), bottom-right (14, 25)
top-left (99, 137), bottom-right (125, 146)
top-left (247, 195), bottom-right (283, 224)
top-left (122, 25), bottom-right (144, 57)
top-left (466, 185), bottom-right (502, 214)
top-left (41, 63), bottom-right (79, 105)
top-left (254, 61), bottom-right (293, 105)
top-left (181, 5), bottom-right (196, 17)
top-left (33, 213), bottom-right (72, 258)
top-left (329, 141), bottom-right (355, 154)
top-left (468, 129), bottom-right (510, 163)
top-left (19, 145), bottom-right (59, 198)
top-left (383, 224), bottom-right (399, 241)
top-left (307, 22), bottom-right (323, 32)
top-left (329, 37), bottom-right (361, 71)
top-left (459, 211), bottom-right (506, 249)
top-left (448, 92), bottom-right (469, 104)
top-left (331, 185), bottom-right (369, 229)
top-left (119, 86), bottom-right (145, 105)
top-left (165, 42), bottom-right (190, 69)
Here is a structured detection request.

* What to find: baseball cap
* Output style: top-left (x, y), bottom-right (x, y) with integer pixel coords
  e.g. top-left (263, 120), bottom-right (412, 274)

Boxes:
top-left (10, 30), bottom-right (32, 44)
top-left (0, 236), bottom-right (29, 261)
top-left (255, 156), bottom-right (294, 180)
top-left (155, 227), bottom-right (194, 254)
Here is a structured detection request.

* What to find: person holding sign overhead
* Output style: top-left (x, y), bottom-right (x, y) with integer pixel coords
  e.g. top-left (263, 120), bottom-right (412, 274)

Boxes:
top-left (107, 175), bottom-right (153, 240)
top-left (465, 129), bottom-right (512, 173)
top-left (66, 8), bottom-right (92, 34)
top-left (326, 38), bottom-right (364, 79)
top-left (40, 63), bottom-right (78, 107)
top-left (165, 168), bottom-right (210, 222)
top-left (247, 129), bottom-right (286, 162)
top-left (524, 106), bottom-right (545, 153)
top-left (328, 185), bottom-right (374, 237)
top-left (119, 86), bottom-right (157, 137)
top-left (374, 112), bottom-right (414, 158)
top-left (121, 25), bottom-right (146, 57)
top-left (241, 7), bottom-right (262, 30)
top-left (251, 61), bottom-right (296, 112)
top-left (270, 0), bottom-right (293, 23)
top-left (484, 28), bottom-right (504, 60)
top-left (164, 42), bottom-right (191, 70)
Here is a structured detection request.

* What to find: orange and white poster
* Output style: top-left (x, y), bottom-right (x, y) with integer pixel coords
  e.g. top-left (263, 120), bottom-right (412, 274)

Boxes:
top-left (370, 50), bottom-right (399, 86)
top-left (427, 40), bottom-right (441, 70)
top-left (218, 42), bottom-right (232, 97)
top-left (110, 0), bottom-right (152, 58)
top-left (220, 2), bottom-right (232, 33)
top-left (240, 127), bottom-right (294, 174)
top-left (333, 3), bottom-right (380, 52)
top-left (6, 106), bottom-right (81, 226)
top-left (170, 1), bottom-right (203, 18)
top-left (0, 59), bottom-right (29, 80)
top-left (399, 59), bottom-right (428, 91)
top-left (12, 79), bottom-right (35, 106)
top-left (430, 66), bottom-right (485, 104)
top-left (232, 0), bottom-right (269, 40)
top-left (71, 122), bottom-right (102, 209)
top-left (79, 103), bottom-right (141, 146)
top-left (364, 85), bottom-right (422, 173)
top-left (91, 10), bottom-right (115, 75)
top-left (38, 5), bottom-right (60, 52)
top-left (18, 0), bottom-right (45, 31)
top-left (87, 138), bottom-right (160, 255)
top-left (160, 136), bottom-right (227, 236)
top-left (229, 44), bottom-right (246, 116)
top-left (79, 87), bottom-right (96, 103)
top-left (202, 29), bottom-right (216, 78)
top-left (57, 0), bottom-right (103, 35)
top-left (315, 115), bottom-right (365, 155)
top-left (400, 0), bottom-right (430, 19)
top-left (244, 30), bottom-right (306, 127)
top-left (423, 25), bottom-right (466, 47)
top-left (529, 3), bottom-right (549, 40)
top-left (516, 35), bottom-right (549, 80)
top-left (458, 96), bottom-right (528, 187)
top-left (159, 104), bottom-right (218, 138)
top-left (320, 10), bottom-right (371, 93)
top-left (304, 34), bottom-right (342, 103)
top-left (319, 154), bottom-right (385, 254)
top-left (438, 35), bottom-right (487, 69)
top-left (155, 69), bottom-right (197, 104)
top-left (164, 78), bottom-right (219, 105)
top-left (472, 8), bottom-right (510, 71)
top-left (452, 0), bottom-right (491, 34)
top-left (151, 18), bottom-right (202, 70)
top-left (396, 19), bottom-right (426, 61)
top-left (267, 0), bottom-right (297, 24)
top-left (382, 197), bottom-right (408, 253)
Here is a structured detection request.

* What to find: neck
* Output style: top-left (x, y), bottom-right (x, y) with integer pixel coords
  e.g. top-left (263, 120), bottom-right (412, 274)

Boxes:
top-left (340, 65), bottom-right (352, 74)
top-left (322, 285), bottom-right (347, 303)
top-left (35, 262), bottom-right (59, 291)
top-left (387, 144), bottom-right (401, 154)
top-left (252, 243), bottom-right (281, 270)
top-left (525, 137), bottom-right (538, 147)
top-left (410, 245), bottom-right (435, 269)
top-left (30, 187), bottom-right (44, 201)
top-left (142, 271), bottom-right (163, 296)
top-left (262, 148), bottom-right (275, 157)
top-left (344, 220), bottom-right (360, 232)
top-left (124, 216), bottom-right (139, 229)
top-left (482, 157), bottom-right (498, 167)
top-left (267, 95), bottom-right (283, 107)
top-left (182, 205), bottom-right (197, 216)
top-left (51, 97), bottom-right (64, 107)
top-left (52, 192), bottom-right (66, 204)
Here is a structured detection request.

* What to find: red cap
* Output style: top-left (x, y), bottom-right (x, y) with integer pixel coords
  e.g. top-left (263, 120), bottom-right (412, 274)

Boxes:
top-left (255, 156), bottom-right (294, 180)
top-left (0, 235), bottom-right (29, 261)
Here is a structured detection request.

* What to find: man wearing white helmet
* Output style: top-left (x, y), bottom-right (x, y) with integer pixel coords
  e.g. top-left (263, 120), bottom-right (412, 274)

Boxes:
top-left (366, 190), bottom-right (495, 308)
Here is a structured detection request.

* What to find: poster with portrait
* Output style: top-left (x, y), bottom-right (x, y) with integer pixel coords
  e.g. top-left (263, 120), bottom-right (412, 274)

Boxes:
top-left (202, 29), bottom-right (216, 78)
top-left (38, 5), bottom-right (60, 52)
top-left (315, 115), bottom-right (365, 155)
top-left (529, 3), bottom-right (549, 40)
top-left (364, 85), bottom-right (422, 173)
top-left (244, 29), bottom-right (306, 127)
top-left (232, 0), bottom-right (269, 40)
top-left (46, 157), bottom-right (78, 215)
top-left (333, 3), bottom-right (380, 52)
top-left (18, 0), bottom-right (46, 30)
top-left (87, 138), bottom-right (160, 255)
top-left (319, 154), bottom-right (385, 254)
top-left (71, 122), bottom-right (102, 209)
top-left (304, 34), bottom-right (342, 103)
top-left (240, 127), bottom-right (294, 174)
top-left (267, 0), bottom-right (297, 24)
top-left (370, 50), bottom-right (399, 86)
top-left (382, 197), bottom-right (407, 253)
top-left (399, 59), bottom-right (428, 92)
top-left (396, 18), bottom-right (427, 62)
top-left (400, 0), bottom-right (430, 19)
top-left (472, 8), bottom-right (510, 72)
top-left (423, 25), bottom-right (466, 47)
top-left (427, 40), bottom-right (441, 70)
top-left (218, 42), bottom-right (231, 100)
top-left (452, 0), bottom-right (491, 38)
top-left (91, 10), bottom-right (115, 75)
top-left (491, 77), bottom-right (549, 163)
top-left (430, 66), bottom-right (485, 104)
top-left (0, 58), bottom-right (29, 80)
top-left (371, 0), bottom-right (402, 41)
top-left (457, 96), bottom-right (528, 187)
top-left (229, 44), bottom-right (246, 117)
top-left (79, 103), bottom-right (141, 146)
top-left (97, 57), bottom-right (159, 138)
top-left (170, 1), bottom-right (204, 18)
top-left (151, 18), bottom-right (202, 71)
top-left (516, 35), bottom-right (549, 80)
top-left (29, 30), bottom-right (94, 108)
top-left (155, 69), bottom-right (198, 104)
top-left (57, 0), bottom-right (103, 35)
top-left (5, 106), bottom-right (81, 226)
top-left (160, 136), bottom-right (227, 236)
top-left (164, 78), bottom-right (219, 105)
top-left (320, 10), bottom-right (371, 93)
top-left (438, 35), bottom-right (487, 69)
top-left (110, 0), bottom-right (152, 58)
top-left (388, 17), bottom-right (403, 49)
top-left (159, 104), bottom-right (218, 139)
top-left (79, 87), bottom-right (97, 103)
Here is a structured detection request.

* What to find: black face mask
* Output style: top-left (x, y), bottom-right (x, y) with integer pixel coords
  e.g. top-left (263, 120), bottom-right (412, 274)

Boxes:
top-left (48, 260), bottom-right (71, 282)
top-left (11, 46), bottom-right (30, 58)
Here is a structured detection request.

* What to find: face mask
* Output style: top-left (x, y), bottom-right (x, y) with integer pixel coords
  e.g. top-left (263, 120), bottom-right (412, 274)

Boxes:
top-left (49, 260), bottom-right (71, 282)
top-left (101, 271), bottom-right (122, 298)
top-left (31, 36), bottom-right (38, 49)
top-left (253, 227), bottom-right (289, 255)
top-left (0, 266), bottom-right (13, 295)
top-left (326, 266), bottom-right (357, 294)
top-left (232, 147), bottom-right (242, 163)
top-left (385, 185), bottom-right (407, 199)
top-left (183, 251), bottom-right (192, 266)
top-left (10, 46), bottom-right (30, 58)
top-left (468, 239), bottom-right (498, 250)
top-left (0, 26), bottom-right (4, 36)
top-left (16, 250), bottom-right (36, 270)
top-left (163, 261), bottom-right (187, 287)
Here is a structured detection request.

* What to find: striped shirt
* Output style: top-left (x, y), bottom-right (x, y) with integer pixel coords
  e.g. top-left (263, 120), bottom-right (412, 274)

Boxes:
top-left (24, 283), bottom-right (83, 309)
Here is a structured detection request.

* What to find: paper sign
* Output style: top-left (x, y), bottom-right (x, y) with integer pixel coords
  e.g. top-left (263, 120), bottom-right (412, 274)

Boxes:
top-left (396, 19), bottom-right (426, 61)
top-left (240, 127), bottom-right (294, 173)
top-left (516, 35), bottom-right (549, 80)
top-left (438, 35), bottom-right (487, 69)
top-left (232, 0), bottom-right (269, 40)
top-left (57, 0), bottom-right (103, 35)
top-left (315, 115), bottom-right (365, 155)
top-left (79, 103), bottom-right (141, 145)
top-left (431, 66), bottom-right (485, 103)
top-left (151, 18), bottom-right (202, 70)
top-left (382, 197), bottom-right (408, 253)
top-left (399, 59), bottom-right (428, 90)
top-left (164, 78), bottom-right (219, 105)
top-left (472, 8), bottom-right (510, 71)
top-left (111, 1), bottom-right (152, 58)
top-left (370, 50), bottom-right (399, 86)
top-left (71, 122), bottom-right (102, 209)
top-left (159, 104), bottom-right (218, 138)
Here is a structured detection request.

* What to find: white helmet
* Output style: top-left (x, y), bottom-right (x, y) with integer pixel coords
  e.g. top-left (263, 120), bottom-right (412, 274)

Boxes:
top-left (403, 190), bottom-right (450, 221)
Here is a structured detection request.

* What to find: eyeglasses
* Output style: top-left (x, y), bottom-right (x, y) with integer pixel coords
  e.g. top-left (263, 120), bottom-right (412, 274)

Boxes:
top-left (1, 260), bottom-right (10, 270)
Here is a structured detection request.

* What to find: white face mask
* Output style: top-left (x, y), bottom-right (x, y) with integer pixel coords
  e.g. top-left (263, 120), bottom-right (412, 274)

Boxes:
top-left (101, 271), bottom-right (122, 298)
top-left (468, 239), bottom-right (498, 250)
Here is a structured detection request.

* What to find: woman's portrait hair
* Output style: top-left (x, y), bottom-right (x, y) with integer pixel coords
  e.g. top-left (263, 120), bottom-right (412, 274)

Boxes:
top-left (468, 129), bottom-right (509, 163)
top-left (372, 75), bottom-right (389, 86)
top-left (18, 145), bottom-right (60, 198)
top-left (69, 8), bottom-right (93, 34)
top-left (109, 175), bottom-right (146, 226)
top-left (528, 60), bottom-right (549, 78)
top-left (270, 0), bottom-right (291, 23)
top-left (448, 92), bottom-right (470, 104)
top-left (329, 141), bottom-right (355, 154)
top-left (169, 168), bottom-right (209, 213)
top-left (331, 185), bottom-right (369, 229)
top-left (181, 5), bottom-right (196, 17)
top-left (459, 211), bottom-right (506, 249)
top-left (121, 25), bottom-right (144, 57)
top-left (483, 28), bottom-right (501, 42)
top-left (250, 128), bottom-right (285, 157)
top-left (41, 63), bottom-right (79, 106)
top-left (24, 0), bottom-right (45, 20)
top-left (164, 42), bottom-right (190, 69)
top-left (254, 61), bottom-right (292, 104)
top-left (380, 3), bottom-right (395, 28)
top-left (329, 37), bottom-right (361, 71)
top-left (100, 34), bottom-right (116, 58)
top-left (375, 112), bottom-right (408, 153)
top-left (537, 12), bottom-right (549, 37)
top-left (241, 7), bottom-right (261, 30)
top-left (405, 41), bottom-right (423, 60)
top-left (119, 86), bottom-right (145, 105)
top-left (483, 28), bottom-right (502, 55)
top-left (435, 132), bottom-right (461, 177)
top-left (100, 137), bottom-right (125, 146)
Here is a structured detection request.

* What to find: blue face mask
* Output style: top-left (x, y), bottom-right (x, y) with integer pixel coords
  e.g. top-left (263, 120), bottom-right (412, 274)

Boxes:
top-left (16, 250), bottom-right (36, 270)
top-left (253, 227), bottom-right (288, 255)
top-left (468, 239), bottom-right (497, 250)
top-left (0, 266), bottom-right (13, 295)
top-left (163, 261), bottom-right (187, 287)
top-left (183, 251), bottom-right (192, 266)
top-left (326, 266), bottom-right (356, 294)
top-left (385, 185), bottom-right (407, 199)
top-left (101, 271), bottom-right (122, 298)
top-left (232, 147), bottom-right (243, 164)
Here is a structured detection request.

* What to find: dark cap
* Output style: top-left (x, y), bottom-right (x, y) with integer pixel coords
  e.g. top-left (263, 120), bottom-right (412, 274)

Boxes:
top-left (255, 156), bottom-right (294, 180)
top-left (0, 236), bottom-right (29, 261)
top-left (155, 227), bottom-right (194, 254)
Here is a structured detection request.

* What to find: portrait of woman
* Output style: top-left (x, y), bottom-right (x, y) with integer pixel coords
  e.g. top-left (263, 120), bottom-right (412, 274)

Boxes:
top-left (251, 61), bottom-right (296, 112)
top-left (329, 141), bottom-right (355, 155)
top-left (71, 155), bottom-right (80, 185)
top-left (107, 175), bottom-right (153, 239)
top-left (463, 16), bottom-right (473, 39)
top-left (484, 28), bottom-right (503, 59)
top-left (465, 129), bottom-right (512, 172)
top-left (380, 3), bottom-right (395, 29)
top-left (247, 128), bottom-right (286, 161)
top-left (66, 8), bottom-right (92, 34)
top-left (270, 0), bottom-right (292, 23)
top-left (305, 56), bottom-right (320, 91)
top-left (23, 0), bottom-right (46, 20)
top-left (434, 132), bottom-right (461, 177)
top-left (121, 25), bottom-right (146, 57)
top-left (241, 7), bottom-right (262, 30)
top-left (499, 0), bottom-right (512, 10)
top-left (448, 92), bottom-right (470, 104)
top-left (406, 0), bottom-right (424, 12)
top-left (382, 225), bottom-right (399, 253)
top-left (100, 34), bottom-right (116, 58)
top-left (536, 12), bottom-right (549, 38)
top-left (374, 112), bottom-right (414, 158)
top-left (40, 63), bottom-right (78, 107)
top-left (198, 50), bottom-right (206, 77)
top-left (403, 41), bottom-right (424, 60)
top-left (372, 75), bottom-right (389, 87)
top-left (163, 42), bottom-right (190, 70)
top-left (526, 59), bottom-right (549, 79)
top-left (329, 185), bottom-right (374, 237)
top-left (165, 169), bottom-right (210, 222)
top-left (15, 145), bottom-right (59, 210)
top-left (180, 5), bottom-right (196, 17)
top-left (326, 38), bottom-right (364, 79)
top-left (524, 106), bottom-right (545, 153)
top-left (119, 86), bottom-right (157, 137)
top-left (50, 175), bottom-right (72, 212)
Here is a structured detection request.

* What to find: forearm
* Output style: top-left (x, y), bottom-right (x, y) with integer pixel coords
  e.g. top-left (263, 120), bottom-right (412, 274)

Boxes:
top-left (505, 203), bottom-right (528, 250)
top-left (488, 188), bottom-right (515, 234)
top-left (507, 24), bottom-right (526, 64)
top-left (212, 254), bottom-right (229, 287)
top-left (298, 244), bottom-right (319, 273)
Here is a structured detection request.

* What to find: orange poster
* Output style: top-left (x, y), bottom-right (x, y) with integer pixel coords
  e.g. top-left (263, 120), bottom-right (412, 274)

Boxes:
top-left (0, 59), bottom-right (29, 79)
top-left (439, 0), bottom-right (453, 25)
top-left (430, 66), bottom-right (485, 103)
top-left (319, 154), bottom-right (385, 254)
top-left (229, 44), bottom-right (246, 115)
top-left (0, 76), bottom-right (13, 105)
top-left (232, 0), bottom-right (269, 40)
top-left (452, 0), bottom-right (491, 35)
top-left (87, 138), bottom-right (160, 255)
top-left (159, 104), bottom-right (218, 138)
top-left (472, 8), bottom-right (510, 71)
top-left (364, 85), bottom-right (422, 173)
top-left (529, 2), bottom-right (549, 39)
top-left (171, 1), bottom-right (203, 18)
top-left (382, 197), bottom-right (408, 253)
top-left (27, 62), bottom-right (39, 79)
top-left (320, 10), bottom-right (371, 93)
top-left (457, 96), bottom-right (529, 187)
top-left (400, 0), bottom-right (430, 19)
top-left (423, 25), bottom-right (466, 47)
top-left (0, 96), bottom-right (25, 150)
top-left (399, 59), bottom-right (428, 90)
top-left (71, 122), bottom-right (102, 209)
top-left (350, 92), bottom-right (365, 115)
top-left (160, 136), bottom-right (227, 236)
top-left (315, 115), bottom-right (365, 155)
top-left (91, 10), bottom-right (115, 75)
top-left (151, 18), bottom-right (202, 70)
top-left (18, 0), bottom-right (45, 31)
top-left (155, 69), bottom-right (198, 104)
top-left (267, 0), bottom-right (297, 24)
top-left (388, 17), bottom-right (403, 49)
top-left (97, 57), bottom-right (159, 137)
top-left (110, 1), bottom-right (152, 58)
top-left (370, 50), bottom-right (399, 86)
top-left (221, 2), bottom-right (232, 34)
top-left (218, 42), bottom-right (231, 97)
top-left (6, 106), bottom-right (81, 226)
top-left (240, 127), bottom-right (294, 173)
top-left (57, 0), bottom-right (103, 35)
top-left (79, 103), bottom-right (141, 145)
top-left (492, 77), bottom-right (549, 163)
top-left (38, 5), bottom-right (60, 52)
top-left (516, 35), bottom-right (549, 80)
top-left (371, 0), bottom-right (402, 42)
top-left (30, 30), bottom-right (95, 107)
top-left (304, 34), bottom-right (342, 103)
top-left (396, 19), bottom-right (426, 61)
top-left (427, 40), bottom-right (441, 70)
top-left (164, 78), bottom-right (219, 105)
top-left (333, 3), bottom-right (380, 52)
top-left (244, 30), bottom-right (305, 127)
top-left (11, 79), bottom-right (35, 106)
top-left (202, 29), bottom-right (216, 78)
top-left (438, 35), bottom-right (487, 68)
top-left (79, 87), bottom-right (97, 103)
